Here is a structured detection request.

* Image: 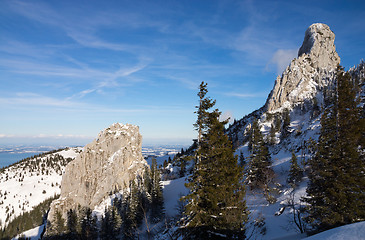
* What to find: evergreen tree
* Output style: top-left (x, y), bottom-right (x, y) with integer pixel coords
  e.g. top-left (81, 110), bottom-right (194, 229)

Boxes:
top-left (80, 207), bottom-right (97, 240)
top-left (247, 119), bottom-right (274, 189)
top-left (305, 65), bottom-right (365, 231)
top-left (150, 158), bottom-right (164, 223)
top-left (179, 158), bottom-right (186, 177)
top-left (100, 207), bottom-right (113, 240)
top-left (185, 82), bottom-right (248, 239)
top-left (281, 109), bottom-right (291, 137)
top-left (193, 81), bottom-right (216, 165)
top-left (269, 123), bottom-right (276, 145)
top-left (111, 205), bottom-right (122, 238)
top-left (122, 180), bottom-right (143, 239)
top-left (54, 210), bottom-right (65, 234)
top-left (274, 115), bottom-right (281, 132)
top-left (239, 151), bottom-right (246, 168)
top-left (287, 151), bottom-right (303, 186)
top-left (66, 209), bottom-right (78, 237)
top-left (143, 166), bottom-right (152, 200)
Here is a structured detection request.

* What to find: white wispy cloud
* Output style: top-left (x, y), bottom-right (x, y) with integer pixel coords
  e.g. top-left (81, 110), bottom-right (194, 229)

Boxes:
top-left (224, 92), bottom-right (266, 98)
top-left (0, 56), bottom-right (149, 98)
top-left (6, 0), bottom-right (166, 53)
top-left (267, 49), bottom-right (298, 75)
top-left (0, 92), bottom-right (186, 114)
top-left (219, 111), bottom-right (234, 124)
top-left (0, 92), bottom-right (75, 107)
top-left (0, 133), bottom-right (91, 139)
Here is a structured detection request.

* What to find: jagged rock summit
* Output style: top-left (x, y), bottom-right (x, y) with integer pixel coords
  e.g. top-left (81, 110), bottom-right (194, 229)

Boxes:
top-left (46, 123), bottom-right (148, 235)
top-left (265, 23), bottom-right (340, 112)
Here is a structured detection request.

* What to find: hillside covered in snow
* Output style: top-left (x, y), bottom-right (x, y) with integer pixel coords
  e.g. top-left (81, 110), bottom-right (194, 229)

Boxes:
top-left (3, 23), bottom-right (365, 240)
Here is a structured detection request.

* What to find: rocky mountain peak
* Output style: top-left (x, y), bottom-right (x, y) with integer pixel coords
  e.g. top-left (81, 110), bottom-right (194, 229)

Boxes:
top-left (265, 23), bottom-right (340, 112)
top-left (298, 23), bottom-right (340, 69)
top-left (46, 123), bottom-right (148, 236)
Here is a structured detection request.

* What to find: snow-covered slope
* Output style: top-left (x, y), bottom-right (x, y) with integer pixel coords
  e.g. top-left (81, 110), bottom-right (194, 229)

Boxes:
top-left (222, 24), bottom-right (365, 240)
top-left (11, 23), bottom-right (365, 239)
top-left (13, 224), bottom-right (46, 240)
top-left (159, 24), bottom-right (364, 239)
top-left (303, 221), bottom-right (365, 240)
top-left (0, 147), bottom-right (81, 228)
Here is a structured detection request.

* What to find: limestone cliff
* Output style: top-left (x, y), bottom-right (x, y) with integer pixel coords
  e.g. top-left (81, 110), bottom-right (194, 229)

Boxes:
top-left (46, 123), bottom-right (148, 235)
top-left (227, 23), bottom-right (341, 146)
top-left (265, 23), bottom-right (340, 112)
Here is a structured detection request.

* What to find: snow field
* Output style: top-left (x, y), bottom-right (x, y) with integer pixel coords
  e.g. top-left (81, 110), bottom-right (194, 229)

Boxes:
top-left (0, 148), bottom-right (81, 228)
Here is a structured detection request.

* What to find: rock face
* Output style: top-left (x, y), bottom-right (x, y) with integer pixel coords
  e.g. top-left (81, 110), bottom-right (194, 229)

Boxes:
top-left (265, 23), bottom-right (340, 112)
top-left (46, 123), bottom-right (148, 235)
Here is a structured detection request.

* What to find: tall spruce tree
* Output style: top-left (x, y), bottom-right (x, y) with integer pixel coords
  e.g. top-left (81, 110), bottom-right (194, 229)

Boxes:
top-left (150, 158), bottom-right (164, 223)
top-left (287, 151), bottom-right (303, 186)
top-left (54, 210), bottom-right (65, 234)
top-left (184, 82), bottom-right (248, 239)
top-left (239, 151), bottom-right (246, 168)
top-left (282, 109), bottom-right (291, 135)
top-left (100, 207), bottom-right (113, 240)
top-left (66, 209), bottom-right (78, 237)
top-left (247, 119), bottom-right (274, 189)
top-left (269, 123), bottom-right (276, 145)
top-left (80, 207), bottom-right (97, 240)
top-left (305, 65), bottom-right (365, 231)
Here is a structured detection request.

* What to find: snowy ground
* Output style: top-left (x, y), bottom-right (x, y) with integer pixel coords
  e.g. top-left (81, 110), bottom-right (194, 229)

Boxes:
top-left (11, 107), bottom-right (361, 239)
top-left (302, 221), bottom-right (365, 240)
top-left (162, 177), bottom-right (189, 217)
top-left (12, 224), bottom-right (45, 240)
top-left (0, 147), bottom-right (81, 228)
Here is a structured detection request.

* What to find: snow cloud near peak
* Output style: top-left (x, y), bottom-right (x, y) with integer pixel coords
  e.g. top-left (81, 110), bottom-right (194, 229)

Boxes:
top-left (220, 111), bottom-right (234, 124)
top-left (268, 49), bottom-right (298, 75)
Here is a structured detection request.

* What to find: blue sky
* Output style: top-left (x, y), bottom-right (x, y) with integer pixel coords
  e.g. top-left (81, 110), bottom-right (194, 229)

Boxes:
top-left (1, 0), bottom-right (365, 146)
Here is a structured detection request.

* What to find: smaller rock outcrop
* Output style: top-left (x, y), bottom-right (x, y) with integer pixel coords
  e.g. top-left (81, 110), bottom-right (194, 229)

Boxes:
top-left (265, 23), bottom-right (340, 112)
top-left (46, 123), bottom-right (148, 235)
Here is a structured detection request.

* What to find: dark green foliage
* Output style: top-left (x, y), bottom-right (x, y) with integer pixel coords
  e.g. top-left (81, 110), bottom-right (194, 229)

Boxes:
top-left (163, 159), bottom-right (168, 168)
top-left (129, 180), bottom-right (144, 226)
top-left (54, 210), bottom-right (66, 234)
top-left (66, 209), bottom-right (78, 237)
top-left (281, 109), bottom-right (291, 137)
top-left (287, 152), bottom-right (303, 186)
top-left (100, 207), bottom-right (113, 240)
top-left (101, 205), bottom-right (122, 240)
top-left (80, 207), bottom-right (98, 240)
top-left (150, 158), bottom-right (164, 223)
top-left (269, 123), bottom-right (276, 145)
top-left (46, 175), bottom-right (155, 239)
top-left (247, 119), bottom-right (274, 189)
top-left (121, 180), bottom-right (146, 238)
top-left (274, 115), bottom-right (281, 132)
top-left (179, 157), bottom-right (187, 178)
top-left (305, 65), bottom-right (365, 231)
top-left (0, 195), bottom-right (57, 240)
top-left (184, 82), bottom-right (248, 239)
top-left (193, 82), bottom-right (216, 160)
top-left (239, 151), bottom-right (246, 168)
